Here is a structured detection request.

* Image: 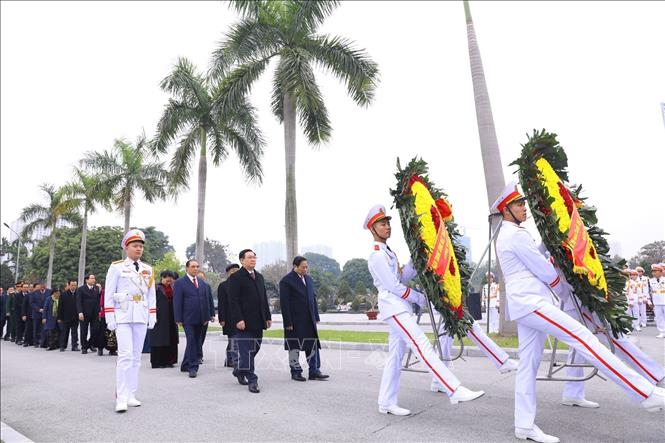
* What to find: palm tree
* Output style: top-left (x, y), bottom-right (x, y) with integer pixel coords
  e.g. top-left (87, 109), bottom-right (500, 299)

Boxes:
top-left (464, 1), bottom-right (505, 207)
top-left (20, 184), bottom-right (81, 288)
top-left (211, 0), bottom-right (379, 262)
top-left (81, 134), bottom-right (169, 234)
top-left (61, 168), bottom-right (112, 285)
top-left (153, 57), bottom-right (264, 263)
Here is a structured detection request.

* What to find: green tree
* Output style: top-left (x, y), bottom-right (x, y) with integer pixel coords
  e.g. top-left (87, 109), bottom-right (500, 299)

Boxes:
top-left (340, 258), bottom-right (374, 292)
top-left (351, 295), bottom-right (362, 313)
top-left (303, 252), bottom-right (341, 277)
top-left (212, 0), bottom-right (379, 262)
top-left (354, 280), bottom-right (366, 296)
top-left (153, 57), bottom-right (264, 262)
top-left (1, 263), bottom-right (15, 289)
top-left (629, 241), bottom-right (665, 272)
top-left (20, 184), bottom-right (81, 287)
top-left (142, 226), bottom-right (175, 264)
top-left (152, 252), bottom-right (185, 279)
top-left (0, 236), bottom-right (29, 280)
top-left (317, 282), bottom-right (333, 309)
top-left (61, 168), bottom-right (112, 285)
top-left (186, 239), bottom-right (231, 273)
top-left (309, 268), bottom-right (336, 293)
top-left (261, 260), bottom-right (289, 296)
top-left (81, 135), bottom-right (169, 233)
top-left (336, 279), bottom-right (352, 303)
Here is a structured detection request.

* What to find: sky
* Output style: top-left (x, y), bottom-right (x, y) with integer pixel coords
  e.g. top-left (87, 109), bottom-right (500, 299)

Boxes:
top-left (2, 1), bottom-right (664, 269)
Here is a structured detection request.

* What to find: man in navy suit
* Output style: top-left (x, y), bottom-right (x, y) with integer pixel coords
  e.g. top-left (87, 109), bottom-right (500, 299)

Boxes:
top-left (228, 249), bottom-right (272, 394)
top-left (30, 283), bottom-right (51, 348)
top-left (279, 256), bottom-right (329, 382)
top-left (173, 259), bottom-right (212, 378)
top-left (196, 270), bottom-right (216, 365)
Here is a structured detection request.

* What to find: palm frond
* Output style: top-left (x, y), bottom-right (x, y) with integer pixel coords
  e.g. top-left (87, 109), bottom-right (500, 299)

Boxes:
top-left (214, 57), bottom-right (271, 115)
top-left (228, 0), bottom-right (262, 18)
top-left (168, 127), bottom-right (199, 193)
top-left (20, 203), bottom-right (49, 224)
top-left (210, 19), bottom-right (283, 79)
top-left (21, 218), bottom-right (46, 238)
top-left (153, 100), bottom-right (196, 153)
top-left (160, 57), bottom-right (210, 112)
top-left (305, 34), bottom-right (379, 106)
top-left (290, 0), bottom-right (339, 36)
top-left (219, 124), bottom-right (264, 184)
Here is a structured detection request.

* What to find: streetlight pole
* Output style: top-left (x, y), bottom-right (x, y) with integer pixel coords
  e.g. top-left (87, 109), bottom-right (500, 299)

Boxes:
top-left (3, 222), bottom-right (21, 284)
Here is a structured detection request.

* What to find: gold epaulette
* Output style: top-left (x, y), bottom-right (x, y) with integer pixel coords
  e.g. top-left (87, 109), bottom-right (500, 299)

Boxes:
top-left (112, 260), bottom-right (123, 264)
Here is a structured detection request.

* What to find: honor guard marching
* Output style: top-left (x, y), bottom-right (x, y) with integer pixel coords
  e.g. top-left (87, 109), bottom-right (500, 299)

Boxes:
top-left (625, 270), bottom-right (641, 331)
top-left (636, 266), bottom-right (651, 328)
top-left (364, 205), bottom-right (484, 416)
top-left (104, 229), bottom-right (157, 413)
top-left (650, 263), bottom-right (665, 338)
top-left (492, 183), bottom-right (664, 443)
top-left (483, 272), bottom-right (500, 333)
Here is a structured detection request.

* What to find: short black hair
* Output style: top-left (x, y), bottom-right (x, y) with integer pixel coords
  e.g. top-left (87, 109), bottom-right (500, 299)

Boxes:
top-left (185, 259), bottom-right (199, 268)
top-left (225, 263), bottom-right (240, 273)
top-left (51, 287), bottom-right (61, 294)
top-left (68, 279), bottom-right (77, 285)
top-left (239, 249), bottom-right (254, 260)
top-left (84, 274), bottom-right (95, 282)
top-left (160, 270), bottom-right (177, 279)
top-left (293, 256), bottom-right (307, 267)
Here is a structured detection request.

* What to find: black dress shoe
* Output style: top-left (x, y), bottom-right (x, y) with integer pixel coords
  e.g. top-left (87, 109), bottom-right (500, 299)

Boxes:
top-left (72, 346), bottom-right (80, 352)
top-left (97, 348), bottom-right (104, 356)
top-left (248, 383), bottom-right (260, 393)
top-left (82, 349), bottom-right (88, 354)
top-left (188, 369), bottom-right (198, 378)
top-left (291, 374), bottom-right (307, 382)
top-left (89, 346), bottom-right (97, 352)
top-left (109, 350), bottom-right (118, 356)
top-left (236, 375), bottom-right (249, 386)
top-left (23, 343), bottom-right (30, 347)
top-left (197, 358), bottom-right (203, 365)
top-left (308, 373), bottom-right (330, 381)
top-left (59, 348), bottom-right (65, 352)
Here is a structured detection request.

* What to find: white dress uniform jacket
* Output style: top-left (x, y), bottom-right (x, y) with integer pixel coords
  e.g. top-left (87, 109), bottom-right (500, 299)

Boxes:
top-left (367, 242), bottom-right (424, 321)
top-left (649, 277), bottom-right (665, 306)
top-left (483, 282), bottom-right (500, 308)
top-left (104, 258), bottom-right (157, 327)
top-left (495, 220), bottom-right (563, 321)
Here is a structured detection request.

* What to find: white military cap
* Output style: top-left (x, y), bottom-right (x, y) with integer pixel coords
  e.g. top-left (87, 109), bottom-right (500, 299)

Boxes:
top-left (121, 229), bottom-right (145, 249)
top-left (486, 271), bottom-right (495, 278)
top-left (628, 269), bottom-right (638, 275)
top-left (635, 266), bottom-right (644, 273)
top-left (651, 263), bottom-right (661, 271)
top-left (490, 181), bottom-right (526, 215)
top-left (363, 204), bottom-right (392, 230)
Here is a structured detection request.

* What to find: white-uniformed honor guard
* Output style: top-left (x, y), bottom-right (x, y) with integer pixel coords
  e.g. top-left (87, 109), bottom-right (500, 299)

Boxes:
top-left (492, 183), bottom-right (664, 443)
top-left (104, 229), bottom-right (157, 413)
top-left (625, 270), bottom-right (641, 331)
top-left (483, 272), bottom-right (500, 333)
top-left (364, 205), bottom-right (484, 416)
top-left (650, 263), bottom-right (665, 338)
top-left (636, 266), bottom-right (650, 328)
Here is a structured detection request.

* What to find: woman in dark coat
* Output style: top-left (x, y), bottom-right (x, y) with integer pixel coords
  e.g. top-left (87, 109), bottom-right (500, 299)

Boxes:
top-left (42, 288), bottom-right (61, 350)
top-left (149, 270), bottom-right (179, 368)
top-left (279, 256), bottom-right (328, 381)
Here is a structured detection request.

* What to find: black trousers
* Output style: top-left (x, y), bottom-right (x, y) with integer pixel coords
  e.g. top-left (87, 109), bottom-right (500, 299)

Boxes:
top-left (23, 317), bottom-right (33, 345)
top-left (47, 328), bottom-right (60, 349)
top-left (79, 317), bottom-right (99, 350)
top-left (182, 324), bottom-right (203, 372)
top-left (225, 334), bottom-right (238, 366)
top-left (235, 330), bottom-right (263, 384)
top-left (198, 323), bottom-right (209, 361)
top-left (15, 314), bottom-right (25, 343)
top-left (33, 315), bottom-right (46, 347)
top-left (59, 320), bottom-right (79, 349)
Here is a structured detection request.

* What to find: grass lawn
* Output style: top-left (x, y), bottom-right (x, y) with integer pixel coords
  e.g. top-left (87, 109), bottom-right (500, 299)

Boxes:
top-left (263, 329), bottom-right (568, 350)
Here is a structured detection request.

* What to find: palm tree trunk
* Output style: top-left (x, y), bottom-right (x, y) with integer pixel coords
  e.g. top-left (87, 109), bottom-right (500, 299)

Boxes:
top-left (464, 0), bottom-right (505, 207)
top-left (123, 197), bottom-right (131, 234)
top-left (46, 231), bottom-right (56, 288)
top-left (464, 1), bottom-right (514, 335)
top-left (77, 209), bottom-right (88, 286)
top-left (195, 129), bottom-right (207, 262)
top-left (283, 92), bottom-right (298, 263)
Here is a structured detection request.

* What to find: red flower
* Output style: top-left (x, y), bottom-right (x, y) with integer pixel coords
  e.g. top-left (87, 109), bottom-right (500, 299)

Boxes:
top-left (538, 201), bottom-right (552, 217)
top-left (557, 182), bottom-right (575, 216)
top-left (449, 259), bottom-right (456, 277)
top-left (430, 206), bottom-right (441, 232)
top-left (453, 304), bottom-right (464, 320)
top-left (435, 198), bottom-right (453, 221)
top-left (589, 246), bottom-right (596, 259)
top-left (408, 174), bottom-right (428, 192)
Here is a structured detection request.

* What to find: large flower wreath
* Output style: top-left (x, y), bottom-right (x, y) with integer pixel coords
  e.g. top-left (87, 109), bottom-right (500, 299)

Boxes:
top-left (391, 157), bottom-right (473, 338)
top-left (511, 129), bottom-right (632, 336)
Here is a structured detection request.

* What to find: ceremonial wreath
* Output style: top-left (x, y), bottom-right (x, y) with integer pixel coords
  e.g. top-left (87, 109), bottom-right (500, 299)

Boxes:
top-left (512, 129), bottom-right (632, 336)
top-left (392, 158), bottom-right (473, 338)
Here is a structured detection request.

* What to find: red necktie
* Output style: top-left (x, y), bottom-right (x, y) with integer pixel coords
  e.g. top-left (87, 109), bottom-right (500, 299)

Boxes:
top-left (193, 277), bottom-right (199, 288)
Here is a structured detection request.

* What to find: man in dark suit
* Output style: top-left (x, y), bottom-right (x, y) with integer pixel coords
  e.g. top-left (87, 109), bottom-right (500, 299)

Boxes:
top-left (218, 263), bottom-right (240, 368)
top-left (21, 284), bottom-right (35, 346)
top-left (196, 271), bottom-right (216, 365)
top-left (14, 283), bottom-right (27, 345)
top-left (173, 259), bottom-right (212, 378)
top-left (76, 274), bottom-right (100, 354)
top-left (228, 249), bottom-right (272, 394)
top-left (30, 283), bottom-right (51, 348)
top-left (58, 279), bottom-right (80, 351)
top-left (280, 256), bottom-right (329, 382)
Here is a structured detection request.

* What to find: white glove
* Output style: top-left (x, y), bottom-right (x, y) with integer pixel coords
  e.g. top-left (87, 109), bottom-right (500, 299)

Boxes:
top-left (148, 320), bottom-right (156, 330)
top-left (407, 289), bottom-right (427, 307)
top-left (107, 321), bottom-right (117, 331)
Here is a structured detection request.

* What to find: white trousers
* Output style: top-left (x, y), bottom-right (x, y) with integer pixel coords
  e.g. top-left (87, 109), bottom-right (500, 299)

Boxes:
top-left (379, 312), bottom-right (461, 407)
top-left (515, 304), bottom-right (654, 429)
top-left (488, 306), bottom-right (500, 334)
top-left (654, 305), bottom-right (665, 333)
top-left (628, 304), bottom-right (640, 330)
top-left (435, 321), bottom-right (508, 374)
top-left (638, 303), bottom-right (648, 327)
top-left (563, 309), bottom-right (665, 400)
top-left (115, 322), bottom-right (147, 403)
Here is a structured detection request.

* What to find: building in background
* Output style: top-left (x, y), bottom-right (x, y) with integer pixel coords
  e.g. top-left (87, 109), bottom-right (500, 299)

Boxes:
top-left (252, 241), bottom-right (286, 269)
top-left (301, 244), bottom-right (333, 258)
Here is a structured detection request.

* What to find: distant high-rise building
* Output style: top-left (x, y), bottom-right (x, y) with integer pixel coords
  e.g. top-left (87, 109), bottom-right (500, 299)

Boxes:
top-left (609, 240), bottom-right (623, 258)
top-left (302, 244), bottom-right (333, 258)
top-left (253, 241), bottom-right (286, 269)
top-left (459, 234), bottom-right (472, 263)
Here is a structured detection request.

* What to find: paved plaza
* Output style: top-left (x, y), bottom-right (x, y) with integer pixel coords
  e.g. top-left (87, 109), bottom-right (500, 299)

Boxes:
top-left (1, 324), bottom-right (664, 442)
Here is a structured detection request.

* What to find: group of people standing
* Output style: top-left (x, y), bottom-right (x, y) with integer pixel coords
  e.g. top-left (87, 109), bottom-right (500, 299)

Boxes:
top-left (0, 275), bottom-right (117, 355)
top-left (624, 264), bottom-right (665, 335)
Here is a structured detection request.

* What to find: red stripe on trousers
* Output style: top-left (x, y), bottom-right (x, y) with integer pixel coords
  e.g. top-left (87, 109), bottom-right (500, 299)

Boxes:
top-left (392, 315), bottom-right (454, 393)
top-left (581, 312), bottom-right (658, 383)
top-left (468, 329), bottom-right (504, 365)
top-left (534, 310), bottom-right (647, 398)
